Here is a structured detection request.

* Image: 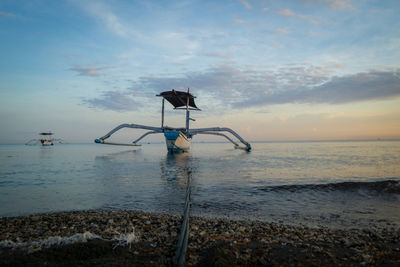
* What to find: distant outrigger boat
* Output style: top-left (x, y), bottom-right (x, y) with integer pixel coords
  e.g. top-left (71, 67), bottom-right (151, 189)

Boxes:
top-left (26, 132), bottom-right (65, 146)
top-left (95, 89), bottom-right (251, 152)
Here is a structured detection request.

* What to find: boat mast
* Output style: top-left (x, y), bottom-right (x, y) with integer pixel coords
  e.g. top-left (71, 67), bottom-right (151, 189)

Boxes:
top-left (185, 88), bottom-right (190, 135)
top-left (161, 98), bottom-right (165, 128)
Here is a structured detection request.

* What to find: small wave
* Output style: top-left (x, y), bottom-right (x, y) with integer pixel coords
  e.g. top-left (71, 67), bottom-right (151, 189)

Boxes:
top-left (0, 231), bottom-right (137, 252)
top-left (259, 179), bottom-right (400, 194)
top-left (0, 232), bottom-right (100, 251)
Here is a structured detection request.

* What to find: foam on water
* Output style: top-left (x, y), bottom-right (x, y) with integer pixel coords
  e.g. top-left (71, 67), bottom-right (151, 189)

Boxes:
top-left (0, 231), bottom-right (137, 251)
top-left (0, 232), bottom-right (100, 250)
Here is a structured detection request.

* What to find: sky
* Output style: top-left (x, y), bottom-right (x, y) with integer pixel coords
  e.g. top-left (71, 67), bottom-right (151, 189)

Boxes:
top-left (1, 0), bottom-right (400, 144)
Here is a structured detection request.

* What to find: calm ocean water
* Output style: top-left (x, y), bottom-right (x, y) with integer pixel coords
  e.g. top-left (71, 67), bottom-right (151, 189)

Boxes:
top-left (1, 141), bottom-right (399, 230)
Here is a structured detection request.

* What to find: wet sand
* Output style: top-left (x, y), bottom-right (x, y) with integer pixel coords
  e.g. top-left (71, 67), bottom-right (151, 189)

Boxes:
top-left (1, 210), bottom-right (399, 266)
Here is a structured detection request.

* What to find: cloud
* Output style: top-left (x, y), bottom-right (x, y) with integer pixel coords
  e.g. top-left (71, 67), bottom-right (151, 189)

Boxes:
top-left (331, 63), bottom-right (345, 69)
top-left (320, 0), bottom-right (353, 9)
top-left (83, 65), bottom-right (400, 112)
top-left (0, 11), bottom-right (16, 18)
top-left (239, 0), bottom-right (252, 9)
top-left (132, 65), bottom-right (399, 107)
top-left (127, 64), bottom-right (333, 104)
top-left (237, 70), bottom-right (400, 107)
top-left (233, 19), bottom-right (246, 24)
top-left (263, 27), bottom-right (291, 35)
top-left (277, 9), bottom-right (319, 25)
top-left (268, 40), bottom-right (284, 48)
top-left (70, 66), bottom-right (109, 77)
top-left (274, 27), bottom-right (290, 35)
top-left (76, 1), bottom-right (128, 37)
top-left (200, 52), bottom-right (232, 59)
top-left (83, 91), bottom-right (142, 111)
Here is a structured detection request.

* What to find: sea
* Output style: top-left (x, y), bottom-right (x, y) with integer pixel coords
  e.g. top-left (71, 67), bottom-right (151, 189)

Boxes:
top-left (1, 141), bottom-right (399, 231)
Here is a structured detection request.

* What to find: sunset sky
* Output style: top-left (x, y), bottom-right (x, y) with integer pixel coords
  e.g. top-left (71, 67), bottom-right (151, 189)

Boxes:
top-left (1, 0), bottom-right (399, 143)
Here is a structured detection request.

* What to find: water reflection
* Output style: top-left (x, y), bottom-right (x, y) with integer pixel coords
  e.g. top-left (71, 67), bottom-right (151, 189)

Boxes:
top-left (160, 152), bottom-right (192, 188)
top-left (94, 149), bottom-right (141, 161)
top-left (38, 145), bottom-right (54, 161)
top-left (154, 152), bottom-right (195, 214)
top-left (93, 148), bottom-right (195, 215)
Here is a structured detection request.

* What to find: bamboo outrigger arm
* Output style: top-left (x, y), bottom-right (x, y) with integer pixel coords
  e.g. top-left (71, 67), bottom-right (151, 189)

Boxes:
top-left (95, 123), bottom-right (163, 145)
top-left (25, 139), bottom-right (38, 145)
top-left (132, 131), bottom-right (161, 144)
top-left (192, 131), bottom-right (239, 147)
top-left (190, 127), bottom-right (251, 151)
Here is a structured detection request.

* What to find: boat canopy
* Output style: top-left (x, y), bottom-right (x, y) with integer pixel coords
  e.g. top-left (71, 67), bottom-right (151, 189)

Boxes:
top-left (157, 90), bottom-right (200, 110)
top-left (39, 132), bottom-right (54, 135)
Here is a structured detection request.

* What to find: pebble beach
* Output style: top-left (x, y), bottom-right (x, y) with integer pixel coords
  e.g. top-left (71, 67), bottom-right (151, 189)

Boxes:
top-left (1, 210), bottom-right (399, 266)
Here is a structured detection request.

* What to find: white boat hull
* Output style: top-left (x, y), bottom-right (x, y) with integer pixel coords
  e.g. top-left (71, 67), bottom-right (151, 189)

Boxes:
top-left (41, 140), bottom-right (54, 146)
top-left (164, 131), bottom-right (190, 152)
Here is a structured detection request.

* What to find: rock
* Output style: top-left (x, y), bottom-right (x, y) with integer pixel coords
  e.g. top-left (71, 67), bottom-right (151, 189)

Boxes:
top-left (1, 210), bottom-right (400, 266)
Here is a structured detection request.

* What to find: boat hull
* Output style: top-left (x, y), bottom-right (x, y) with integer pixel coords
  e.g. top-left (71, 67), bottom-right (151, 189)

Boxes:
top-left (164, 131), bottom-right (190, 152)
top-left (40, 140), bottom-right (53, 146)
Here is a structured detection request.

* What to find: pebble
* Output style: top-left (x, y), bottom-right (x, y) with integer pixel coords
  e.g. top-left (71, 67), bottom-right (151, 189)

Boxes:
top-left (0, 210), bottom-right (399, 266)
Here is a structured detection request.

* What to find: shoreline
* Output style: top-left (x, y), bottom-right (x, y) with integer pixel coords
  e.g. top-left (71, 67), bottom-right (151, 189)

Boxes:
top-left (1, 210), bottom-right (399, 266)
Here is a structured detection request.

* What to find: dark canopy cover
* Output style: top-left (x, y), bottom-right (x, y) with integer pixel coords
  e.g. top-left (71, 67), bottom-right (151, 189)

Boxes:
top-left (157, 90), bottom-right (199, 109)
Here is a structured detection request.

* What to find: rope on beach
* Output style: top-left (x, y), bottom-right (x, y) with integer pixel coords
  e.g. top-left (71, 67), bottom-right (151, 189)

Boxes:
top-left (174, 170), bottom-right (192, 267)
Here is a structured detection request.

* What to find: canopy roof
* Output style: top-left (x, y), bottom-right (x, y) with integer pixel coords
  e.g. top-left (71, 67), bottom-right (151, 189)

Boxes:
top-left (157, 90), bottom-right (200, 110)
top-left (39, 132), bottom-right (54, 135)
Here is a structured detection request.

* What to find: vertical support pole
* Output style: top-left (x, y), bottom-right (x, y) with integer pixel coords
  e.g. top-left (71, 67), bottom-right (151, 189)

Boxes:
top-left (161, 98), bottom-right (165, 128)
top-left (186, 88), bottom-right (190, 136)
top-left (186, 109), bottom-right (190, 136)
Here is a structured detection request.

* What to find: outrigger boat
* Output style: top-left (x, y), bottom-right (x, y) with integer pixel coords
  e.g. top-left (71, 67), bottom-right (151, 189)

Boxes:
top-left (94, 89), bottom-right (251, 152)
top-left (25, 132), bottom-right (65, 146)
